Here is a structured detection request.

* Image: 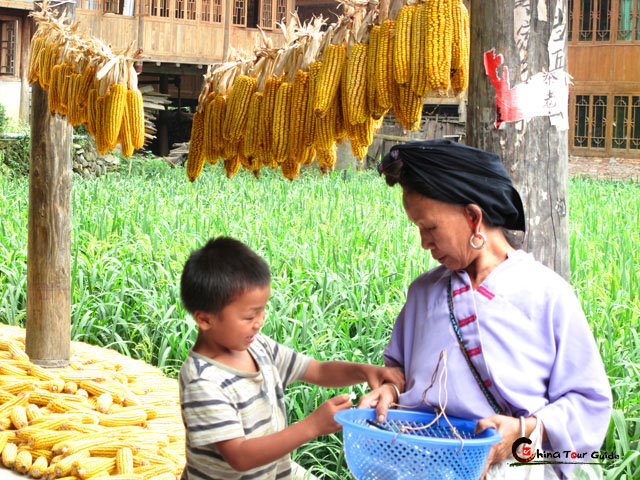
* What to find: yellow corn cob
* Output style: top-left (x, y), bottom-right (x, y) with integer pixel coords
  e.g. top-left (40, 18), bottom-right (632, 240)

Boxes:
top-left (376, 20), bottom-right (396, 110)
top-left (41, 378), bottom-right (66, 392)
top-left (28, 36), bottom-right (45, 84)
top-left (313, 96), bottom-right (336, 151)
top-left (133, 465), bottom-right (173, 479)
top-left (29, 455), bottom-right (49, 478)
top-left (38, 42), bottom-right (54, 90)
top-left (0, 432), bottom-right (8, 452)
top-left (55, 450), bottom-right (91, 477)
top-left (75, 457), bottom-right (116, 479)
top-left (0, 389), bottom-right (14, 403)
top-left (259, 76), bottom-right (281, 157)
top-left (186, 111), bottom-right (206, 182)
top-left (451, 1), bottom-right (470, 95)
top-left (303, 62), bottom-right (321, 148)
top-left (48, 397), bottom-right (93, 414)
top-left (366, 26), bottom-right (388, 119)
top-left (25, 403), bottom-right (41, 422)
top-left (28, 364), bottom-right (60, 381)
top-left (0, 418), bottom-right (10, 429)
top-left (272, 81), bottom-right (292, 164)
top-left (0, 380), bottom-right (35, 396)
top-left (86, 88), bottom-right (98, 138)
top-left (78, 66), bottom-right (95, 107)
top-left (221, 140), bottom-right (239, 161)
top-left (400, 83), bottom-right (423, 131)
top-left (0, 393), bottom-right (28, 415)
top-left (116, 447), bottom-right (134, 474)
top-left (96, 95), bottom-right (108, 154)
top-left (10, 405), bottom-right (28, 429)
top-left (223, 156), bottom-right (241, 179)
top-left (2, 441), bottom-right (17, 468)
top-left (103, 84), bottom-right (128, 150)
top-left (0, 362), bottom-right (27, 376)
top-left (67, 73), bottom-right (82, 125)
top-left (118, 96), bottom-right (135, 159)
top-left (345, 43), bottom-right (369, 125)
top-left (59, 64), bottom-right (73, 116)
top-left (314, 43), bottom-right (347, 118)
top-left (146, 472), bottom-right (175, 480)
top-left (223, 74), bottom-right (257, 142)
top-left (410, 2), bottom-right (429, 97)
top-left (56, 436), bottom-right (109, 456)
top-left (64, 381), bottom-right (79, 394)
top-left (98, 407), bottom-right (147, 427)
top-left (202, 93), bottom-right (220, 164)
top-left (280, 156), bottom-right (301, 181)
top-left (426, 0), bottom-right (452, 94)
top-left (288, 70), bottom-right (309, 163)
top-left (29, 430), bottom-right (81, 449)
top-left (88, 442), bottom-right (136, 457)
top-left (350, 142), bottom-right (368, 159)
top-left (96, 392), bottom-right (113, 414)
top-left (334, 90), bottom-right (346, 141)
top-left (15, 448), bottom-right (33, 473)
top-left (48, 64), bottom-right (62, 115)
top-left (126, 89), bottom-right (146, 150)
top-left (26, 449), bottom-right (52, 462)
top-left (241, 92), bottom-right (263, 162)
top-left (394, 5), bottom-right (416, 85)
top-left (317, 145), bottom-right (337, 174)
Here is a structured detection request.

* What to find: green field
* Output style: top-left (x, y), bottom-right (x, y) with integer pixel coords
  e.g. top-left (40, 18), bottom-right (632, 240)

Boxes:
top-left (1, 161), bottom-right (638, 478)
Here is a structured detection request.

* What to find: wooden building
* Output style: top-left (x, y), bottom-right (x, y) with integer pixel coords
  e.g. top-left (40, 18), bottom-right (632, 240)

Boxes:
top-left (0, 0), bottom-right (292, 151)
top-left (568, 0), bottom-right (640, 157)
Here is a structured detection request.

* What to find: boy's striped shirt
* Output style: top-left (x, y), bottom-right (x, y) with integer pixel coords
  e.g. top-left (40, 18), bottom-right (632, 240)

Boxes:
top-left (179, 334), bottom-right (311, 480)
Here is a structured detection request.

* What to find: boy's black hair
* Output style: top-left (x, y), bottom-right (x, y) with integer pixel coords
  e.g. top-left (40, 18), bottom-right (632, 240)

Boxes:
top-left (180, 237), bottom-right (271, 315)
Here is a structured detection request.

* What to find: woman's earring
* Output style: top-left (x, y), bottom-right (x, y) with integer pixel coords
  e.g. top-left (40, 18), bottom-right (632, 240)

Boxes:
top-left (469, 232), bottom-right (487, 250)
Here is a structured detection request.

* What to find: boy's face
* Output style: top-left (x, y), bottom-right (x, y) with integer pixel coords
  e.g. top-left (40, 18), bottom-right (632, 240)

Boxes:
top-left (195, 284), bottom-right (270, 355)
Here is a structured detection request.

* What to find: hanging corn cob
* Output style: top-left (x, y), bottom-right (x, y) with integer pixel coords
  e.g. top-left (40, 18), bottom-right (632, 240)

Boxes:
top-left (27, 0), bottom-right (146, 159)
top-left (185, 0), bottom-right (470, 181)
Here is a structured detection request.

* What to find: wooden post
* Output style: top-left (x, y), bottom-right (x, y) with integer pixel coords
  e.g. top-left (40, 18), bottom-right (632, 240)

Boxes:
top-left (222, 0), bottom-right (232, 61)
top-left (25, 0), bottom-right (75, 367)
top-left (19, 14), bottom-right (31, 123)
top-left (466, 0), bottom-right (570, 279)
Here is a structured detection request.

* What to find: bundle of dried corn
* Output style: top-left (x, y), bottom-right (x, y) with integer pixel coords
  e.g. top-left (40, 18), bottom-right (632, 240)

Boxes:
top-left (186, 0), bottom-right (470, 181)
top-left (0, 325), bottom-right (185, 480)
top-left (27, 0), bottom-right (146, 158)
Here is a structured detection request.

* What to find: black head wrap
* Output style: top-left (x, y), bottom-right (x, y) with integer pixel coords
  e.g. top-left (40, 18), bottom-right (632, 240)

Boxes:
top-left (379, 139), bottom-right (526, 231)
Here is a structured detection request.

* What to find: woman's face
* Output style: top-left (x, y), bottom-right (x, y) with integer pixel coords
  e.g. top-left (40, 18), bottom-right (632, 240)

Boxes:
top-left (402, 189), bottom-right (476, 271)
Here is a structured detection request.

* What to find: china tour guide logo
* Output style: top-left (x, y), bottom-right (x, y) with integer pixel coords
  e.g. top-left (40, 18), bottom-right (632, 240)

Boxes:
top-left (511, 437), bottom-right (619, 467)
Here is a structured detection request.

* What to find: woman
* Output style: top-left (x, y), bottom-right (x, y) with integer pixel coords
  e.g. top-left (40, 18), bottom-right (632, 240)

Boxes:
top-left (358, 140), bottom-right (612, 479)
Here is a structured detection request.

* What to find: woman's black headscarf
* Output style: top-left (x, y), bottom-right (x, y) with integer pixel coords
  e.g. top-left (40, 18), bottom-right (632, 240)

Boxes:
top-left (379, 139), bottom-right (526, 231)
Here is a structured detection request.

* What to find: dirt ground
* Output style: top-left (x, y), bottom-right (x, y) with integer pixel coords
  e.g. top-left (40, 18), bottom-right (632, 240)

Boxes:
top-left (569, 155), bottom-right (640, 182)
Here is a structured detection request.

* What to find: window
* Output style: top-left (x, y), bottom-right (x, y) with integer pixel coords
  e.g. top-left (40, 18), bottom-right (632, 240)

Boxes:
top-left (247, 0), bottom-right (259, 28)
top-left (103, 0), bottom-right (119, 13)
top-left (618, 0), bottom-right (640, 40)
top-left (579, 0), bottom-right (595, 40)
top-left (81, 0), bottom-right (100, 10)
top-left (175, 0), bottom-right (185, 19)
top-left (612, 95), bottom-right (640, 150)
top-left (261, 0), bottom-right (272, 28)
top-left (233, 0), bottom-right (245, 25)
top-left (0, 20), bottom-right (17, 76)
top-left (187, 0), bottom-right (196, 19)
top-left (201, 0), bottom-right (210, 21)
top-left (212, 0), bottom-right (222, 22)
top-left (276, 0), bottom-right (286, 24)
top-left (569, 0), bottom-right (574, 40)
top-left (573, 94), bottom-right (607, 148)
top-left (596, 0), bottom-right (611, 40)
top-left (151, 0), bottom-right (170, 17)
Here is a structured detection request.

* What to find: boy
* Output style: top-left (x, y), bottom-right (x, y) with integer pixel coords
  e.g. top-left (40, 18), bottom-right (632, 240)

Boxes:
top-left (179, 237), bottom-right (404, 480)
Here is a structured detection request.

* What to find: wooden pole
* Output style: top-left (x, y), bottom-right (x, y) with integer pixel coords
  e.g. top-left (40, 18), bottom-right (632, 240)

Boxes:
top-left (222, 0), bottom-right (231, 61)
top-left (466, 0), bottom-right (570, 280)
top-left (25, 0), bottom-right (75, 367)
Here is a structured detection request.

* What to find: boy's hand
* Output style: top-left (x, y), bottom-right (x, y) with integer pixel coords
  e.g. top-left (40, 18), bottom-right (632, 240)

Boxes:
top-left (364, 365), bottom-right (405, 392)
top-left (307, 394), bottom-right (352, 437)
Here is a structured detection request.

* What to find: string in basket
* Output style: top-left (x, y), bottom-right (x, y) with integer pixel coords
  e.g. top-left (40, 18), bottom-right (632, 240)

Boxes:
top-left (389, 350), bottom-right (465, 451)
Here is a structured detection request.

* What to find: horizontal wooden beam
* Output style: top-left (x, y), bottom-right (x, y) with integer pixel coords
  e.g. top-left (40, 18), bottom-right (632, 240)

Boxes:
top-left (141, 63), bottom-right (208, 76)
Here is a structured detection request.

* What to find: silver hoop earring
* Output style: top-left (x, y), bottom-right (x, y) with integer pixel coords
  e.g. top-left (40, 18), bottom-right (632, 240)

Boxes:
top-left (469, 232), bottom-right (487, 250)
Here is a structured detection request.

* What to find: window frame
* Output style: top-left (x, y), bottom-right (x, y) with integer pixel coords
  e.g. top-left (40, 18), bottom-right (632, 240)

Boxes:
top-left (572, 0), bottom-right (640, 44)
top-left (0, 18), bottom-right (18, 78)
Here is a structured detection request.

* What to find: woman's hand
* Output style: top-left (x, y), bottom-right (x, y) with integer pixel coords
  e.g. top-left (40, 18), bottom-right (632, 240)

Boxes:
top-left (357, 383), bottom-right (398, 423)
top-left (474, 414), bottom-right (532, 479)
top-left (363, 365), bottom-right (405, 392)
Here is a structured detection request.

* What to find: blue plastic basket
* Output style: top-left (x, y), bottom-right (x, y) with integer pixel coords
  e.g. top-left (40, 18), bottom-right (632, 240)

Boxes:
top-left (335, 408), bottom-right (501, 480)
